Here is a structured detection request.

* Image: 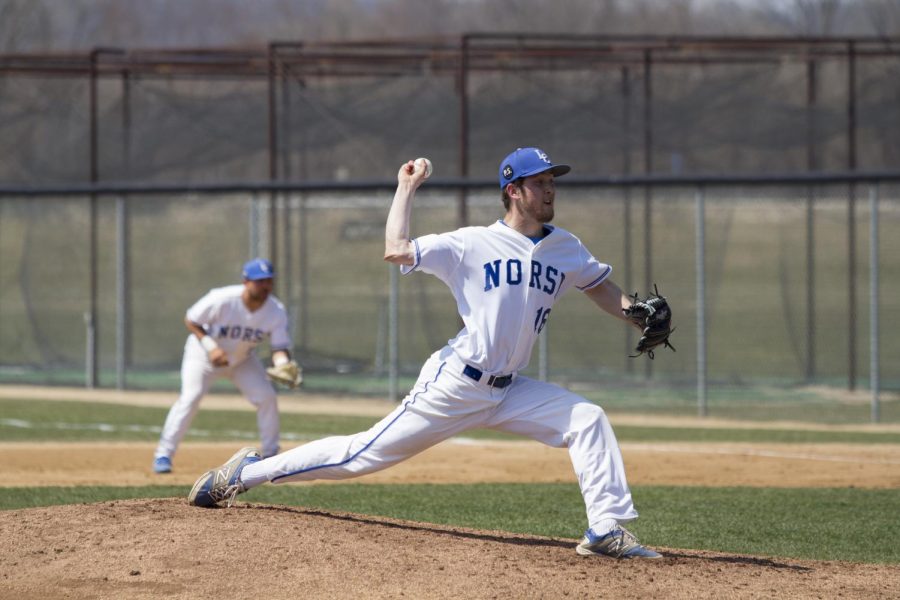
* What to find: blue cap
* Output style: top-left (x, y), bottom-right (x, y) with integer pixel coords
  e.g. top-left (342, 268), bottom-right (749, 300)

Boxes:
top-left (242, 258), bottom-right (275, 281)
top-left (498, 147), bottom-right (571, 189)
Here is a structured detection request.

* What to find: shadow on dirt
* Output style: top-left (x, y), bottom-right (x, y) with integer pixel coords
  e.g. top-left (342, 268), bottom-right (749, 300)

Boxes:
top-left (248, 503), bottom-right (576, 549)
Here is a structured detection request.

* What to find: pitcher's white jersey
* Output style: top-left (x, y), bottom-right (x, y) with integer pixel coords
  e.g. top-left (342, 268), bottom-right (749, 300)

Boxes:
top-left (246, 221), bottom-right (637, 530)
top-left (402, 220), bottom-right (611, 374)
top-left (185, 284), bottom-right (292, 366)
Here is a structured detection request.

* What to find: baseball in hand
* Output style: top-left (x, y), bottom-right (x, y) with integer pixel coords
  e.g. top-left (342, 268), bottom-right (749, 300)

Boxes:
top-left (414, 157), bottom-right (433, 179)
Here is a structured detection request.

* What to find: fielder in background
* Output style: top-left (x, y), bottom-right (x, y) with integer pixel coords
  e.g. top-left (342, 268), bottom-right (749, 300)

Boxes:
top-left (153, 258), bottom-right (302, 474)
top-left (187, 149), bottom-right (664, 559)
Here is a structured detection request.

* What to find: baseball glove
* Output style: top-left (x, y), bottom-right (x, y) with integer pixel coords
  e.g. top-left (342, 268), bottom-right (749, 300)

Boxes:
top-left (623, 285), bottom-right (675, 359)
top-left (266, 360), bottom-right (303, 389)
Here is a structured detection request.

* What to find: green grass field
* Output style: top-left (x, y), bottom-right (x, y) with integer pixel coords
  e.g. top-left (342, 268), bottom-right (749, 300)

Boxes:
top-left (1, 396), bottom-right (898, 564)
top-left (2, 398), bottom-right (899, 444)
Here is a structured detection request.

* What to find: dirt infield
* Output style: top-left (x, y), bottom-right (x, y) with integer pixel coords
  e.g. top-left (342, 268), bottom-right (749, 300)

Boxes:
top-left (2, 499), bottom-right (898, 600)
top-left (2, 386), bottom-right (899, 598)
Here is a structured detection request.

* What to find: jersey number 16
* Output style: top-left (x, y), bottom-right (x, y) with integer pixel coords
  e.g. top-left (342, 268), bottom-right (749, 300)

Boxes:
top-left (534, 307), bottom-right (551, 334)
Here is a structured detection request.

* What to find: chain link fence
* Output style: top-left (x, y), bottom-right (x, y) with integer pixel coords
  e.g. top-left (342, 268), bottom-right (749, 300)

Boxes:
top-left (0, 176), bottom-right (897, 423)
top-left (2, 36), bottom-right (899, 423)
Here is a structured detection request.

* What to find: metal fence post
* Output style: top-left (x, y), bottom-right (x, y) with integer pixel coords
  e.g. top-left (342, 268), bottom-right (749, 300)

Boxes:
top-left (116, 195), bottom-right (128, 389)
top-left (85, 312), bottom-right (95, 389)
top-left (869, 184), bottom-right (880, 423)
top-left (116, 69), bottom-right (132, 390)
top-left (249, 193), bottom-right (260, 258)
top-left (695, 187), bottom-right (707, 417)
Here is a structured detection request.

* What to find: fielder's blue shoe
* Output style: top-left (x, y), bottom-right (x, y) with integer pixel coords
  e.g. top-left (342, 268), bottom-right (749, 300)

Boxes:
top-left (188, 447), bottom-right (261, 508)
top-left (153, 456), bottom-right (172, 474)
top-left (576, 525), bottom-right (662, 559)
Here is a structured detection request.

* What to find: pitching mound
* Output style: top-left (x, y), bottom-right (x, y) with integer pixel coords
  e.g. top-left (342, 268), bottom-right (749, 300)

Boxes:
top-left (2, 498), bottom-right (897, 599)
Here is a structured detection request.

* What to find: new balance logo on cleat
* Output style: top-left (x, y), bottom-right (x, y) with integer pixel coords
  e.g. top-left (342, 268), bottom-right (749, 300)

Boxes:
top-left (214, 468), bottom-right (228, 485)
top-left (576, 525), bottom-right (662, 559)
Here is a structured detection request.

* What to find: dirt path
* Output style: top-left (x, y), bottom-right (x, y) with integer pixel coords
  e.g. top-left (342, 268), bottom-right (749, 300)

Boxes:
top-left (2, 440), bottom-right (900, 488)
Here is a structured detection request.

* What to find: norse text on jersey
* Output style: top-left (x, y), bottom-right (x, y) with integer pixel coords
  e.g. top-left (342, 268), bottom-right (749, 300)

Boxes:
top-left (213, 325), bottom-right (266, 343)
top-left (483, 258), bottom-right (565, 297)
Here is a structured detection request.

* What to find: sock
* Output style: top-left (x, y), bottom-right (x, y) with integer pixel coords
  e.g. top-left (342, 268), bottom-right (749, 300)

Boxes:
top-left (591, 519), bottom-right (620, 536)
top-left (238, 460), bottom-right (268, 489)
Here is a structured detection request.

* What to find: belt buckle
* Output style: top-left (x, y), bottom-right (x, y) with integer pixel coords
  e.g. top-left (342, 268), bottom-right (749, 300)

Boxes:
top-left (487, 374), bottom-right (511, 388)
top-left (463, 363), bottom-right (511, 388)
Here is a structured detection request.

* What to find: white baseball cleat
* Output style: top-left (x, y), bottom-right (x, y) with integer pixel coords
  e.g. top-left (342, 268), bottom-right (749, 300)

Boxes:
top-left (576, 525), bottom-right (663, 559)
top-left (188, 447), bottom-right (261, 508)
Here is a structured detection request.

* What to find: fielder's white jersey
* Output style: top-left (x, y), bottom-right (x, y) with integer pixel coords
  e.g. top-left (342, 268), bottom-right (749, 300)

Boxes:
top-left (185, 284), bottom-right (292, 366)
top-left (402, 220), bottom-right (611, 374)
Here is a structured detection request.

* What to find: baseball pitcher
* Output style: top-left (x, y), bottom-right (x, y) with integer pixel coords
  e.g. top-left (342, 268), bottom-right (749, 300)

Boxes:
top-left (187, 149), bottom-right (668, 559)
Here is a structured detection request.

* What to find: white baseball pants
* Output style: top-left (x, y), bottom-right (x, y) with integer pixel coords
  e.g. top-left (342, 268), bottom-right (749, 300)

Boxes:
top-left (241, 346), bottom-right (637, 530)
top-left (155, 342), bottom-right (280, 460)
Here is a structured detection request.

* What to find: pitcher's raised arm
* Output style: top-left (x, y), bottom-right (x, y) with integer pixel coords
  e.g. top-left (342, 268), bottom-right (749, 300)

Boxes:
top-left (384, 158), bottom-right (430, 265)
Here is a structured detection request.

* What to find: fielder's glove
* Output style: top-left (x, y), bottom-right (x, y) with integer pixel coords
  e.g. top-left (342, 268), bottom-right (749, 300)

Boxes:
top-left (266, 360), bottom-right (303, 389)
top-left (623, 284), bottom-right (675, 359)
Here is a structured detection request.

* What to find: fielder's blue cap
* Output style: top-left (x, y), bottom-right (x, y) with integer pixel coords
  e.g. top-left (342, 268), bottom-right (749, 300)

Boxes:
top-left (242, 258), bottom-right (275, 281)
top-left (498, 147), bottom-right (571, 189)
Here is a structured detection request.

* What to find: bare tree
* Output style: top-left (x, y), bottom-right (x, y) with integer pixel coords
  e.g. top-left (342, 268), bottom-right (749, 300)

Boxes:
top-left (0, 0), bottom-right (52, 52)
top-left (792, 0), bottom-right (844, 35)
top-left (862, 0), bottom-right (900, 36)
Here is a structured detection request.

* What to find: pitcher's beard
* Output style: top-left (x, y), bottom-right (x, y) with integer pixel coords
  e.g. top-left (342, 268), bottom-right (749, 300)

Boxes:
top-left (538, 205), bottom-right (554, 223)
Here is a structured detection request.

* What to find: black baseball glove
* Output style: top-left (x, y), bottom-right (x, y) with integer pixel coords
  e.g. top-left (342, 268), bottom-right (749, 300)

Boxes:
top-left (623, 284), bottom-right (675, 359)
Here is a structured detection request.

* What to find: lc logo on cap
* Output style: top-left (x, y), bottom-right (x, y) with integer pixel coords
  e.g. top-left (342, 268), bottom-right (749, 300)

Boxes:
top-left (498, 147), bottom-right (571, 189)
top-left (242, 258), bottom-right (275, 281)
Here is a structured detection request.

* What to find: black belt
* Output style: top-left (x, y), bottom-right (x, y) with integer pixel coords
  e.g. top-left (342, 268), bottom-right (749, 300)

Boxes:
top-left (462, 364), bottom-right (513, 389)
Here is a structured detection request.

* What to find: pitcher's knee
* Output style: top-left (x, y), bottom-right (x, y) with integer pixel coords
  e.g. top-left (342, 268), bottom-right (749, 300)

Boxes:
top-left (573, 402), bottom-right (607, 425)
top-left (565, 402), bottom-right (612, 444)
